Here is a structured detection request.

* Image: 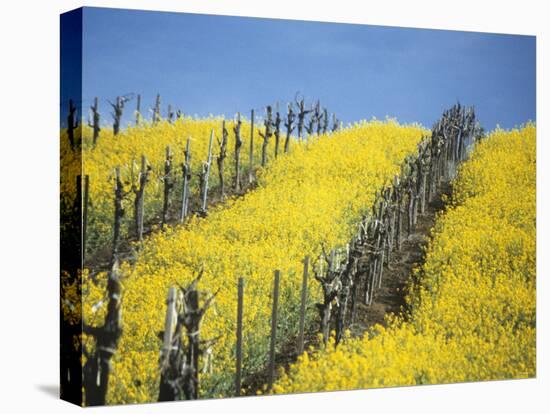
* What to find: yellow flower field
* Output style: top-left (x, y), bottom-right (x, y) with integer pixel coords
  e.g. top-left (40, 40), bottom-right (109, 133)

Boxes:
top-left (61, 116), bottom-right (277, 256)
top-left (272, 124), bottom-right (536, 393)
top-left (83, 120), bottom-right (426, 404)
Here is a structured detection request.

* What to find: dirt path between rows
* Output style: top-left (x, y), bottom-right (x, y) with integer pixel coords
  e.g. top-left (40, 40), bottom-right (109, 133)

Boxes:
top-left (350, 182), bottom-right (451, 335)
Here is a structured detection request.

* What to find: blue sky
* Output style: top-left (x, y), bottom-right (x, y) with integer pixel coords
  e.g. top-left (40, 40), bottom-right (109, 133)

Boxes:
top-left (63, 7), bottom-right (536, 131)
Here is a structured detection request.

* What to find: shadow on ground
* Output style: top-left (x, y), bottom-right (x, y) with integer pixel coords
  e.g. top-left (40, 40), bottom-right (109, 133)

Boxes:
top-left (36, 384), bottom-right (59, 399)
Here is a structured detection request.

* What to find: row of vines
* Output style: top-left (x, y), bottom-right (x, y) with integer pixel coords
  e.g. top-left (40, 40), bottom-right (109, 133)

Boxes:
top-left (272, 124), bottom-right (536, 393)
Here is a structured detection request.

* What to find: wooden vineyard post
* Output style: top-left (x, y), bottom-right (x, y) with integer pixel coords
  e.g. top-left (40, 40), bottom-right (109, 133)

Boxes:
top-left (388, 187), bottom-right (396, 265)
top-left (134, 155), bottom-right (150, 240)
top-left (414, 148), bottom-right (421, 221)
top-left (159, 287), bottom-right (181, 402)
top-left (437, 131), bottom-right (444, 192)
top-left (372, 208), bottom-right (381, 292)
top-left (161, 287), bottom-right (179, 364)
top-left (153, 93), bottom-right (161, 124)
top-left (463, 108), bottom-right (475, 160)
top-left (370, 203), bottom-right (385, 291)
top-left (111, 96), bottom-right (124, 136)
top-left (248, 109), bottom-right (254, 184)
top-left (392, 178), bottom-right (400, 253)
top-left (439, 129), bottom-right (446, 186)
top-left (414, 146), bottom-right (424, 224)
top-left (67, 99), bottom-right (78, 149)
top-left (322, 108), bottom-right (329, 134)
top-left (396, 178), bottom-right (403, 251)
top-left (407, 169), bottom-right (415, 237)
top-left (198, 163), bottom-right (207, 214)
top-left (259, 106), bottom-right (273, 167)
top-left (315, 101), bottom-right (323, 136)
top-left (235, 277), bottom-right (244, 397)
top-left (424, 143), bottom-right (431, 210)
top-left (82, 175), bottom-right (89, 257)
top-left (167, 104), bottom-right (173, 123)
top-left (378, 199), bottom-right (388, 288)
top-left (383, 188), bottom-right (393, 266)
top-left (297, 99), bottom-right (304, 141)
top-left (268, 270), bottom-right (280, 391)
top-left (434, 126), bottom-right (442, 188)
top-left (443, 128), bottom-right (451, 182)
top-left (187, 290), bottom-right (201, 399)
top-left (274, 104), bottom-right (281, 158)
top-left (135, 93), bottom-right (141, 126)
top-left (297, 256), bottom-right (309, 355)
top-left (112, 166), bottom-right (126, 257)
top-left (305, 107), bottom-right (315, 141)
top-left (364, 230), bottom-right (373, 306)
top-left (348, 237), bottom-right (362, 324)
top-left (459, 109), bottom-right (466, 161)
top-left (234, 113), bottom-right (243, 192)
top-left (180, 137), bottom-right (192, 222)
top-left (428, 139), bottom-right (437, 202)
top-left (296, 97), bottom-right (312, 141)
top-left (461, 108), bottom-right (468, 160)
top-left (201, 130), bottom-right (215, 214)
top-left (372, 218), bottom-right (381, 302)
top-left (217, 121), bottom-right (228, 198)
top-left (364, 217), bottom-right (381, 306)
top-left (161, 146), bottom-right (174, 226)
top-left (332, 113), bottom-right (339, 133)
top-left (284, 103), bottom-right (295, 153)
top-left (420, 144), bottom-right (429, 214)
top-left (89, 97), bottom-right (100, 147)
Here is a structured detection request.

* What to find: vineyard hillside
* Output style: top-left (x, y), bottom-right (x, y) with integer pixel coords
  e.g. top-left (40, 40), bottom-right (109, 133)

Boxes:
top-left (272, 124), bottom-right (536, 393)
